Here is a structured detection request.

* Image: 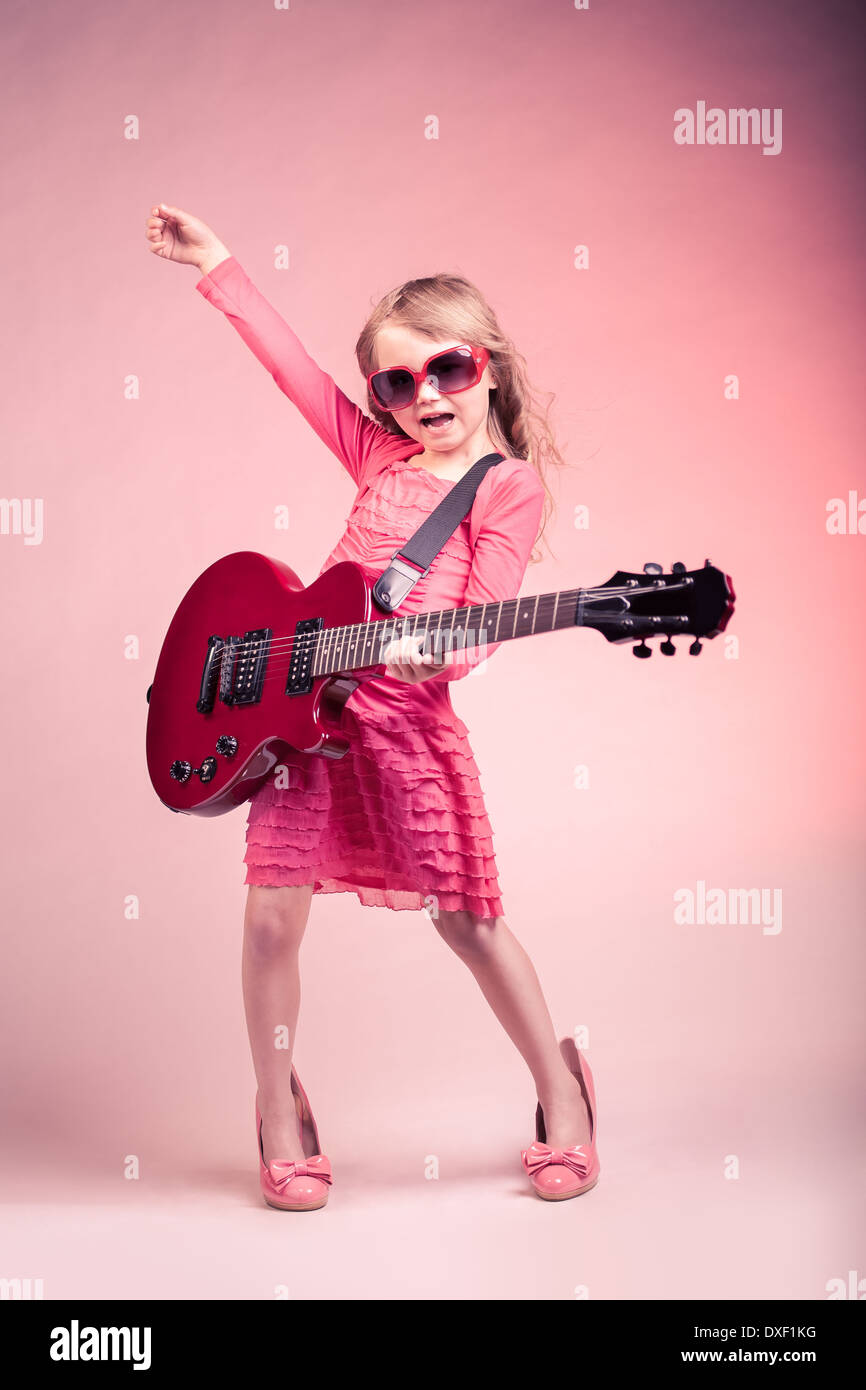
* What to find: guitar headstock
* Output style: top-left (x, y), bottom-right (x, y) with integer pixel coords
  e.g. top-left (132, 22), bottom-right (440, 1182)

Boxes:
top-left (579, 560), bottom-right (735, 656)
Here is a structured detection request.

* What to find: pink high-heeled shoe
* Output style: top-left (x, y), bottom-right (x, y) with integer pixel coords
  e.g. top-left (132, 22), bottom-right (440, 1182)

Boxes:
top-left (521, 1037), bottom-right (600, 1201)
top-left (256, 1066), bottom-right (332, 1211)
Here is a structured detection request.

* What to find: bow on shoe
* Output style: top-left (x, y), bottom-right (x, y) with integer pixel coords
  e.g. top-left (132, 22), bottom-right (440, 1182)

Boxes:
top-left (268, 1155), bottom-right (333, 1190)
top-left (521, 1140), bottom-right (591, 1179)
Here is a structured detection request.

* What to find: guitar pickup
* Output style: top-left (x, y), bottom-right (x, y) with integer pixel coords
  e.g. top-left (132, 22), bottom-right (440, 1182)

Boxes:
top-left (219, 629), bottom-right (272, 707)
top-left (285, 616), bottom-right (323, 696)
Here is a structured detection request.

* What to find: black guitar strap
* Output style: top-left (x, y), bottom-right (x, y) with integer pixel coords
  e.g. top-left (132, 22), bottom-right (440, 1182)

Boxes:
top-left (371, 452), bottom-right (505, 613)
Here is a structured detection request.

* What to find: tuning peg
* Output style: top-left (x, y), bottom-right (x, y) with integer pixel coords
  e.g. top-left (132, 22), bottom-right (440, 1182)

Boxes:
top-left (660, 638), bottom-right (676, 655)
top-left (633, 640), bottom-right (652, 658)
top-left (672, 562), bottom-right (686, 574)
top-left (689, 639), bottom-right (703, 655)
top-left (643, 562), bottom-right (663, 575)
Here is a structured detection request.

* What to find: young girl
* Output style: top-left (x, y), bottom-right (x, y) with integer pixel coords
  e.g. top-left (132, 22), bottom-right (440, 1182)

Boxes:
top-left (145, 203), bottom-right (600, 1210)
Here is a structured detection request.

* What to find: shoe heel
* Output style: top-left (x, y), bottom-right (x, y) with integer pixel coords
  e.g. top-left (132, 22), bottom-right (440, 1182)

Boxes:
top-left (560, 1036), bottom-right (598, 1147)
top-left (290, 1065), bottom-right (322, 1156)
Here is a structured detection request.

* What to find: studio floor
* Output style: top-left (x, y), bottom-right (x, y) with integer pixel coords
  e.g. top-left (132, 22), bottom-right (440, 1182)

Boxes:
top-left (2, 1077), bottom-right (858, 1301)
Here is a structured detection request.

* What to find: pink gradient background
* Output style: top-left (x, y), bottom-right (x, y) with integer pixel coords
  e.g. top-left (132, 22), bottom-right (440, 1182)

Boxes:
top-left (2, 0), bottom-right (864, 1300)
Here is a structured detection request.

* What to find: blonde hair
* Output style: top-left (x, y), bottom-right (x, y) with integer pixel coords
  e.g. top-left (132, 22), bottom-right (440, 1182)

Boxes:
top-left (355, 272), bottom-right (567, 565)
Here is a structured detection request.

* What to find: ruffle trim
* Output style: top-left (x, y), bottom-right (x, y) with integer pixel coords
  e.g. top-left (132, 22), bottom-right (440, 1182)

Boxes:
top-left (257, 724), bottom-right (486, 793)
top-left (246, 826), bottom-right (497, 876)
top-left (346, 507), bottom-right (471, 566)
top-left (352, 481), bottom-right (470, 519)
top-left (340, 705), bottom-right (471, 734)
top-left (345, 457), bottom-right (475, 547)
top-left (258, 761), bottom-right (488, 800)
top-left (307, 712), bottom-right (475, 751)
top-left (252, 785), bottom-right (493, 820)
top-left (243, 858), bottom-right (504, 921)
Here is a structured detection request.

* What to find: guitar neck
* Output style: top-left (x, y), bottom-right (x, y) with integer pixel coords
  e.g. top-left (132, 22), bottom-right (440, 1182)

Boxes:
top-left (313, 588), bottom-right (587, 677)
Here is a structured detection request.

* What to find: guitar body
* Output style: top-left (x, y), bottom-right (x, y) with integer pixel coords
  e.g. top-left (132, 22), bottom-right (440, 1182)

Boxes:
top-left (146, 552), bottom-right (387, 817)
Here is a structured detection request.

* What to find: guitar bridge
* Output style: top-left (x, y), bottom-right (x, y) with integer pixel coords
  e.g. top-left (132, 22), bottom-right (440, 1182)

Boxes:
top-left (196, 635), bottom-right (225, 713)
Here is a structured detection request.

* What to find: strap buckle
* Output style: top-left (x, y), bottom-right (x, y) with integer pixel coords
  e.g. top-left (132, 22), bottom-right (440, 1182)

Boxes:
top-left (372, 549), bottom-right (432, 612)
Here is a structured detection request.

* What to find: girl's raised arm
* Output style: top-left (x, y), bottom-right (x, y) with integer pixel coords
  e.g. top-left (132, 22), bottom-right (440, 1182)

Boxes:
top-left (195, 256), bottom-right (393, 488)
top-left (146, 205), bottom-right (397, 486)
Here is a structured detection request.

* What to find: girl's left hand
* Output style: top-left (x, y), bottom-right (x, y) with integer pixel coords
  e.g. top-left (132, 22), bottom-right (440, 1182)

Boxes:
top-left (382, 634), bottom-right (453, 684)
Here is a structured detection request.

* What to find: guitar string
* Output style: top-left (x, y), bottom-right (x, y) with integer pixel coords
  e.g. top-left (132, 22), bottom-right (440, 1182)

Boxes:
top-left (188, 580), bottom-right (690, 668)
top-left (184, 591), bottom-right (694, 705)
top-left (196, 600), bottom-right (694, 698)
top-left (200, 603), bottom-right (679, 694)
top-left (211, 587), bottom-right (582, 659)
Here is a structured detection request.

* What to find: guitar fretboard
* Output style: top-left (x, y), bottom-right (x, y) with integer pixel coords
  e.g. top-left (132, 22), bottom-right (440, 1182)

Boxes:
top-left (311, 588), bottom-right (586, 677)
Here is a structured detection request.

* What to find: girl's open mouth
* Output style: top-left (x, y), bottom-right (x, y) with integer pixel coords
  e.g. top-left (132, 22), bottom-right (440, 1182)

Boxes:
top-left (420, 413), bottom-right (454, 431)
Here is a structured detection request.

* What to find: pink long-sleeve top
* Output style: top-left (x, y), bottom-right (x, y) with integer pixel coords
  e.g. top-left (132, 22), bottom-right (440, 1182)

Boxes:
top-left (195, 255), bottom-right (545, 720)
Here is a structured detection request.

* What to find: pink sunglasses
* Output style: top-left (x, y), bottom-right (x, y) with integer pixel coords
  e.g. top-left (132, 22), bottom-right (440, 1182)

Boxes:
top-left (368, 344), bottom-right (491, 412)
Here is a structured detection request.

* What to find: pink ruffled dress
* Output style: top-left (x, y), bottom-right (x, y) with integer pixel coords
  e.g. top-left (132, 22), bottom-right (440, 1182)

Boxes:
top-left (196, 256), bottom-right (545, 919)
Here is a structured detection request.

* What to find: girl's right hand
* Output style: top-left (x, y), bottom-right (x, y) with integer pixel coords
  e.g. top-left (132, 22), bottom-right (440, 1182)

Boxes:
top-left (145, 203), bottom-right (230, 273)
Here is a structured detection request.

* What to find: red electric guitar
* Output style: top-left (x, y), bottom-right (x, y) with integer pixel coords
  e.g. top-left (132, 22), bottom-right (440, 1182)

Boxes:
top-left (145, 552), bottom-right (735, 816)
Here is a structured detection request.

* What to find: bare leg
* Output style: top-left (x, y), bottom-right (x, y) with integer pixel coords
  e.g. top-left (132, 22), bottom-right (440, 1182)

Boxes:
top-left (242, 884), bottom-right (315, 1164)
top-left (433, 909), bottom-right (591, 1148)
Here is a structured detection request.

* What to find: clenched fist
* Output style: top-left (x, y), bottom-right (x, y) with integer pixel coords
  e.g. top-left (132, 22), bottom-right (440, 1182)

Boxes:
top-left (144, 202), bottom-right (231, 275)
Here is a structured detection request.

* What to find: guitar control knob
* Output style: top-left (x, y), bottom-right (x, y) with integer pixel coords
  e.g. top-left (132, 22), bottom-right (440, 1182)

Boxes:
top-left (633, 640), bottom-right (652, 658)
top-left (170, 760), bottom-right (192, 783)
top-left (216, 735), bottom-right (238, 757)
top-left (198, 757), bottom-right (218, 783)
top-left (643, 562), bottom-right (663, 575)
top-left (672, 562), bottom-right (686, 574)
